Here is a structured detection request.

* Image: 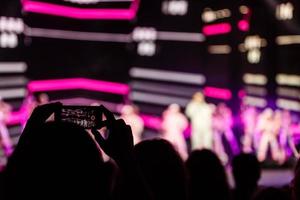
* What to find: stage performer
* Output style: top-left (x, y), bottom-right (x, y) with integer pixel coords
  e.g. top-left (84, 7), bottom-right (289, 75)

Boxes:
top-left (256, 108), bottom-right (281, 162)
top-left (241, 106), bottom-right (258, 153)
top-left (279, 110), bottom-right (299, 158)
top-left (213, 103), bottom-right (239, 164)
top-left (185, 92), bottom-right (214, 150)
top-left (121, 104), bottom-right (144, 145)
top-left (162, 104), bottom-right (188, 160)
top-left (0, 97), bottom-right (13, 156)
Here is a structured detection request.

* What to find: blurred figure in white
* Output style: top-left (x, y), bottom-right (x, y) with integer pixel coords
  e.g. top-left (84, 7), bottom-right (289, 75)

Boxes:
top-left (162, 104), bottom-right (188, 160)
top-left (280, 110), bottom-right (299, 158)
top-left (241, 106), bottom-right (258, 153)
top-left (121, 104), bottom-right (144, 145)
top-left (185, 92), bottom-right (214, 150)
top-left (0, 97), bottom-right (13, 156)
top-left (213, 103), bottom-right (239, 164)
top-left (256, 108), bottom-right (281, 162)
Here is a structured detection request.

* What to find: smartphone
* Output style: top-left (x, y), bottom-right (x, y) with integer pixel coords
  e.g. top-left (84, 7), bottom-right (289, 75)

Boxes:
top-left (55, 106), bottom-right (103, 129)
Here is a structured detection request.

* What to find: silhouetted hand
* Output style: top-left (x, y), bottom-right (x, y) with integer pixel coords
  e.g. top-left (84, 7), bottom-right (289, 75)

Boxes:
top-left (91, 105), bottom-right (134, 163)
top-left (23, 102), bottom-right (62, 132)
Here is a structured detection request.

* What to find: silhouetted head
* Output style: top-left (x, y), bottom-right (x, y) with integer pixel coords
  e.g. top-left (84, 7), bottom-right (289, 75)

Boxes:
top-left (253, 187), bottom-right (289, 200)
top-left (4, 121), bottom-right (109, 199)
top-left (192, 92), bottom-right (205, 103)
top-left (292, 159), bottom-right (300, 200)
top-left (186, 149), bottom-right (230, 200)
top-left (232, 153), bottom-right (261, 189)
top-left (133, 139), bottom-right (187, 200)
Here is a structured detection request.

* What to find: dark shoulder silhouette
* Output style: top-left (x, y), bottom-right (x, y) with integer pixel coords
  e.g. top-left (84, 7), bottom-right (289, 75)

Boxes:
top-left (186, 149), bottom-right (231, 200)
top-left (133, 139), bottom-right (187, 200)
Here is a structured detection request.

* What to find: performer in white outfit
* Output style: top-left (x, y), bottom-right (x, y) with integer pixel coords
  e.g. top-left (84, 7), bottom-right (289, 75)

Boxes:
top-left (185, 92), bottom-right (214, 150)
top-left (279, 110), bottom-right (298, 159)
top-left (0, 97), bottom-right (13, 156)
top-left (257, 108), bottom-right (281, 162)
top-left (241, 106), bottom-right (258, 153)
top-left (162, 104), bottom-right (188, 160)
top-left (121, 105), bottom-right (144, 145)
top-left (213, 103), bottom-right (238, 164)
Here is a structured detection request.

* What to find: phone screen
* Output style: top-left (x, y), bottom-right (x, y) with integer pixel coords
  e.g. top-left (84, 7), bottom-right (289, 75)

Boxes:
top-left (55, 106), bottom-right (102, 129)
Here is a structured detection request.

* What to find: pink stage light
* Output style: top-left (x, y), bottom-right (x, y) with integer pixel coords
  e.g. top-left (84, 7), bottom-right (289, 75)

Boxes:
top-left (7, 110), bottom-right (26, 126)
top-left (202, 23), bottom-right (232, 36)
top-left (238, 20), bottom-right (250, 32)
top-left (141, 114), bottom-right (162, 130)
top-left (22, 0), bottom-right (139, 20)
top-left (203, 86), bottom-right (232, 100)
top-left (238, 89), bottom-right (246, 99)
top-left (28, 78), bottom-right (130, 95)
top-left (141, 114), bottom-right (191, 138)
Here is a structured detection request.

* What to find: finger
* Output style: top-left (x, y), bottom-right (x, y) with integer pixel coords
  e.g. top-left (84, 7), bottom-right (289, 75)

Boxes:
top-left (91, 128), bottom-right (106, 149)
top-left (100, 105), bottom-right (115, 122)
top-left (29, 102), bottom-right (62, 123)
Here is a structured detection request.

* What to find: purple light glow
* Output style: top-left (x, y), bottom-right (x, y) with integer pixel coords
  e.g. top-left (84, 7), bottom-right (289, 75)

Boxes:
top-left (202, 23), bottom-right (232, 36)
top-left (28, 78), bottom-right (130, 95)
top-left (203, 86), bottom-right (232, 100)
top-left (22, 0), bottom-right (139, 20)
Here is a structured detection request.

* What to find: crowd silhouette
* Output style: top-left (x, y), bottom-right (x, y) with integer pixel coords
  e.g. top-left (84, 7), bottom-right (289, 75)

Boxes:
top-left (1, 102), bottom-right (300, 200)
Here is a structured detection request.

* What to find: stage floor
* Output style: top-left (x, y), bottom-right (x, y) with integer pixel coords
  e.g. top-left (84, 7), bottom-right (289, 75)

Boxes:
top-left (227, 169), bottom-right (294, 187)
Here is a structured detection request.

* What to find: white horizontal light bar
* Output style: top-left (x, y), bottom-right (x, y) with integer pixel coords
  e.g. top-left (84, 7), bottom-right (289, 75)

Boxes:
top-left (25, 26), bottom-right (206, 43)
top-left (24, 27), bottom-right (131, 43)
top-left (157, 31), bottom-right (205, 42)
top-left (208, 45), bottom-right (231, 54)
top-left (0, 76), bottom-right (28, 87)
top-left (277, 98), bottom-right (300, 112)
top-left (0, 16), bottom-right (24, 33)
top-left (276, 87), bottom-right (300, 99)
top-left (243, 96), bottom-right (267, 108)
top-left (0, 62), bottom-right (27, 73)
top-left (162, 0), bottom-right (189, 16)
top-left (276, 35), bottom-right (300, 45)
top-left (130, 81), bottom-right (199, 97)
top-left (130, 67), bottom-right (206, 85)
top-left (245, 86), bottom-right (267, 96)
top-left (130, 91), bottom-right (190, 106)
top-left (0, 88), bottom-right (26, 99)
top-left (243, 73), bottom-right (268, 85)
top-left (276, 74), bottom-right (300, 87)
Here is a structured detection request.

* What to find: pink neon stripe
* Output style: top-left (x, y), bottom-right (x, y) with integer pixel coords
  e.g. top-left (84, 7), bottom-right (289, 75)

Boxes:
top-left (141, 114), bottom-right (162, 130)
top-left (22, 0), bottom-right (139, 20)
top-left (202, 23), bottom-right (232, 36)
top-left (28, 78), bottom-right (130, 95)
top-left (7, 110), bottom-right (26, 126)
top-left (238, 20), bottom-right (250, 32)
top-left (203, 86), bottom-right (232, 100)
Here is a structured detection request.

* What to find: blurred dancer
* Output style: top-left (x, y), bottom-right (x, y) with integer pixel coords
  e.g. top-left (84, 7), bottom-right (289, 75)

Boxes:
top-left (121, 105), bottom-right (144, 145)
top-left (0, 97), bottom-right (13, 156)
top-left (256, 109), bottom-right (281, 162)
top-left (162, 104), bottom-right (188, 160)
top-left (213, 103), bottom-right (239, 164)
top-left (280, 110), bottom-right (299, 158)
top-left (185, 92), bottom-right (214, 150)
top-left (241, 106), bottom-right (258, 153)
